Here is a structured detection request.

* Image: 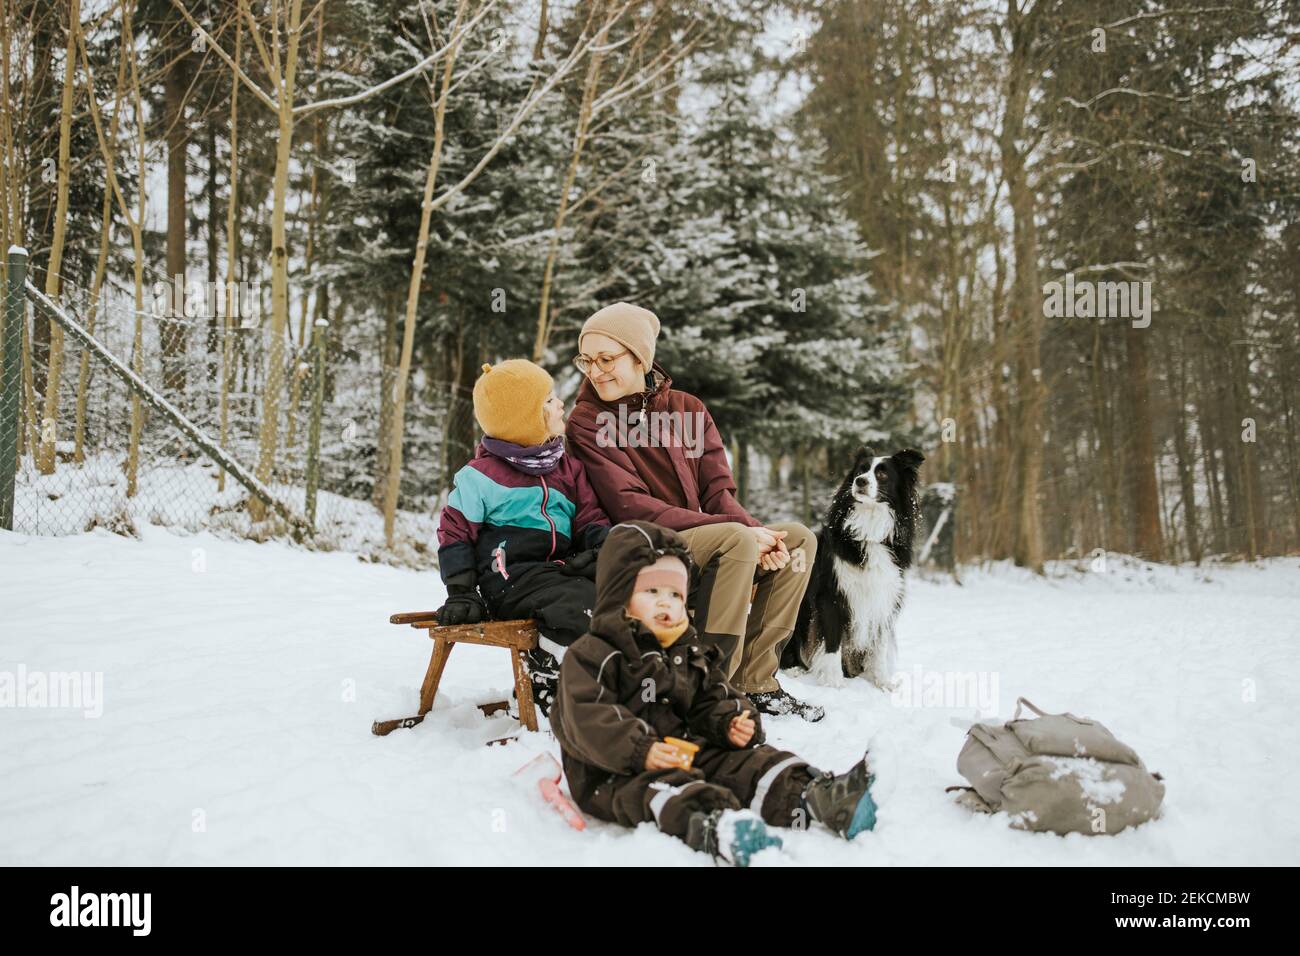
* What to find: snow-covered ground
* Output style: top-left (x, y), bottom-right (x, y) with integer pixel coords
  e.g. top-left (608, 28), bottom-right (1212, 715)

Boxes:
top-left (2, 526), bottom-right (1297, 865)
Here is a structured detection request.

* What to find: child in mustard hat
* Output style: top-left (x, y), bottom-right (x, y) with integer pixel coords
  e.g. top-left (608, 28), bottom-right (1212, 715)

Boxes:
top-left (435, 360), bottom-right (610, 714)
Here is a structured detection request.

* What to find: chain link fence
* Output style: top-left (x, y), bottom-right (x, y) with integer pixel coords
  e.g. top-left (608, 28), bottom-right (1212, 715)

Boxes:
top-left (1, 248), bottom-right (477, 566)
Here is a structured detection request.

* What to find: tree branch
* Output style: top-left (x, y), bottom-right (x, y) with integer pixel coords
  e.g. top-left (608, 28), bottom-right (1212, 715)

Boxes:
top-left (169, 0), bottom-right (278, 110)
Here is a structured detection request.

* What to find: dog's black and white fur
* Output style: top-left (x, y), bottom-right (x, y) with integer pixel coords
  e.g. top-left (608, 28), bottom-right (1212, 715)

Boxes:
top-left (782, 447), bottom-right (924, 688)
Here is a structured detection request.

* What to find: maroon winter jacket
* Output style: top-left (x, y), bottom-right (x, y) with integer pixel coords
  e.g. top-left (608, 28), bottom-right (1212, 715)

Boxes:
top-left (566, 364), bottom-right (761, 531)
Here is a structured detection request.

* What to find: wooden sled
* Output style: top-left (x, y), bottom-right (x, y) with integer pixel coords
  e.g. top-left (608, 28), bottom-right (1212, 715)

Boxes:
top-left (372, 611), bottom-right (540, 736)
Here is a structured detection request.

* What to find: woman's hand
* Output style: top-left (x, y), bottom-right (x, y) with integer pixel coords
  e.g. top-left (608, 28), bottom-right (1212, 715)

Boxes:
top-left (750, 526), bottom-right (790, 572)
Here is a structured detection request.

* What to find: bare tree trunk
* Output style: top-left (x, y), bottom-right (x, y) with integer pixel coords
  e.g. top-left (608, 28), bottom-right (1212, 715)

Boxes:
top-left (26, 8), bottom-right (54, 423)
top-left (0, 0), bottom-right (22, 254)
top-left (734, 436), bottom-right (748, 507)
top-left (1283, 224), bottom-right (1300, 546)
top-left (219, 21), bottom-right (241, 493)
top-left (383, 0), bottom-right (469, 545)
top-left (1006, 179), bottom-right (1044, 572)
top-left (206, 121), bottom-right (219, 382)
top-left (1090, 325), bottom-right (1123, 551)
top-left (35, 0), bottom-right (79, 475)
top-left (997, 0), bottom-right (1053, 573)
top-left (79, 0), bottom-right (148, 495)
top-left (1229, 333), bottom-right (1266, 557)
top-left (989, 249), bottom-right (1015, 561)
top-left (372, 288), bottom-right (398, 510)
top-left (532, 0), bottom-right (550, 62)
top-left (1172, 332), bottom-right (1200, 563)
top-left (793, 445), bottom-right (806, 524)
top-left (74, 169), bottom-right (115, 463)
top-left (1194, 348), bottom-right (1226, 554)
top-left (249, 0), bottom-right (307, 521)
top-left (532, 3), bottom-right (609, 362)
top-left (124, 5), bottom-right (148, 496)
top-left (1123, 324), bottom-right (1163, 560)
top-left (1211, 340), bottom-right (1246, 554)
top-left (162, 10), bottom-right (191, 395)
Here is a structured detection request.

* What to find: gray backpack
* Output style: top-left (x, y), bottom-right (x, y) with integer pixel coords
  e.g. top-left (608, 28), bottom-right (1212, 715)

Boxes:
top-left (948, 697), bottom-right (1165, 836)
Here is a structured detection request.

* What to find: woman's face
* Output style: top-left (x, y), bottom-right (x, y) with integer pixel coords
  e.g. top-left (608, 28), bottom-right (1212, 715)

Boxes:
top-left (580, 331), bottom-right (644, 402)
top-left (543, 392), bottom-right (566, 438)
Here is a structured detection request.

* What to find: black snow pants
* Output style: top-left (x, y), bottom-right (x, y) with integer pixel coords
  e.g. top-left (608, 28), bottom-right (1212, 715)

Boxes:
top-left (486, 562), bottom-right (595, 652)
top-left (565, 744), bottom-right (815, 840)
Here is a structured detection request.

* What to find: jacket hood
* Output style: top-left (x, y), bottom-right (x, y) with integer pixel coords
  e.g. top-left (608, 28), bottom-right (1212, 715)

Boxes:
top-left (574, 362), bottom-right (673, 415)
top-left (591, 520), bottom-right (694, 653)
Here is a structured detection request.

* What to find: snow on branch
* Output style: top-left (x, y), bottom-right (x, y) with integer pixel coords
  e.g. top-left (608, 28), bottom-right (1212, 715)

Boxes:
top-left (423, 25), bottom-right (609, 217)
top-left (170, 0), bottom-right (501, 119)
top-left (294, 0), bottom-right (501, 117)
top-left (1060, 88), bottom-right (1195, 111)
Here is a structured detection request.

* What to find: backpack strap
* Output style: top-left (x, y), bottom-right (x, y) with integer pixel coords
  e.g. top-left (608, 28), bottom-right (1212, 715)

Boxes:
top-left (946, 785), bottom-right (994, 814)
top-left (1013, 696), bottom-right (1095, 724)
top-left (1013, 697), bottom-right (1056, 720)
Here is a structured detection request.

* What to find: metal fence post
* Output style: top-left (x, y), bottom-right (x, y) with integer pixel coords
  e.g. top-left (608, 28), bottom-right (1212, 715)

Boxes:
top-left (304, 317), bottom-right (327, 531)
top-left (1, 246), bottom-right (27, 531)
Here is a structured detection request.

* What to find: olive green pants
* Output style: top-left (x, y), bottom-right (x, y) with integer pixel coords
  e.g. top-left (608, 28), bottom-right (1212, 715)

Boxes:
top-left (678, 521), bottom-right (816, 694)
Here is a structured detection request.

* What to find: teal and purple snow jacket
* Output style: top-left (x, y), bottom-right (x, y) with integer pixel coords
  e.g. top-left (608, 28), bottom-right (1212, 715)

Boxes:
top-left (436, 444), bottom-right (611, 601)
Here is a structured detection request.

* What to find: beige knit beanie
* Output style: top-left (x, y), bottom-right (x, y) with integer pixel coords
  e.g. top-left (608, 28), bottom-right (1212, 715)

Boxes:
top-left (579, 302), bottom-right (661, 371)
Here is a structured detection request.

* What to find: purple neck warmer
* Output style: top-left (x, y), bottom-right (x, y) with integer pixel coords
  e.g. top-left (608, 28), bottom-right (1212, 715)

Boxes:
top-left (481, 436), bottom-right (566, 475)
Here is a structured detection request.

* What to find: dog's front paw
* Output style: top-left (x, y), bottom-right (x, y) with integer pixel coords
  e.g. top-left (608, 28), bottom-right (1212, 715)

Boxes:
top-left (870, 672), bottom-right (902, 693)
top-left (809, 650), bottom-right (846, 688)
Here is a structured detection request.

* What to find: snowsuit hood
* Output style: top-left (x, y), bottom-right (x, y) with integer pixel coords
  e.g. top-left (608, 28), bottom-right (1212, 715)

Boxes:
top-left (589, 520), bottom-right (696, 655)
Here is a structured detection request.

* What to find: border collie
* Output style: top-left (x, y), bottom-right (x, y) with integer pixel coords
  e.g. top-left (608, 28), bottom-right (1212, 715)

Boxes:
top-left (782, 447), bottom-right (924, 688)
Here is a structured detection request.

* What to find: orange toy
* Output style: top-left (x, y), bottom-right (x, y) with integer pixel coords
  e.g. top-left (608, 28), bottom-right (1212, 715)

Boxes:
top-left (663, 737), bottom-right (700, 769)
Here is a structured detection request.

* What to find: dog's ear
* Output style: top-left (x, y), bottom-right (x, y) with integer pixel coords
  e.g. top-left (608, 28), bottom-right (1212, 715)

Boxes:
top-left (894, 448), bottom-right (925, 471)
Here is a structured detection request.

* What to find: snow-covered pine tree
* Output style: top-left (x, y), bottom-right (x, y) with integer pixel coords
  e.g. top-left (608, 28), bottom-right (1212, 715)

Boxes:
top-left (610, 40), bottom-right (910, 509)
top-left (318, 0), bottom-right (562, 503)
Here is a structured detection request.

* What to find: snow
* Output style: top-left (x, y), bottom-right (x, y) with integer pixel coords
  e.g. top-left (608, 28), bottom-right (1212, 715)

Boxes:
top-left (13, 453), bottom-right (439, 566)
top-left (2, 526), bottom-right (1298, 866)
top-left (1044, 757), bottom-right (1128, 805)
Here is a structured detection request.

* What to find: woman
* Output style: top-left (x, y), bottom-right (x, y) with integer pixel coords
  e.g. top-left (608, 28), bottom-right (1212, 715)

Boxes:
top-left (565, 302), bottom-right (824, 722)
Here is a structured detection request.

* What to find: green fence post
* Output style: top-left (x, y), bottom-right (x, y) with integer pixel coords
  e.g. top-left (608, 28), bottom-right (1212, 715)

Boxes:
top-left (304, 317), bottom-right (327, 532)
top-left (1, 246), bottom-right (27, 531)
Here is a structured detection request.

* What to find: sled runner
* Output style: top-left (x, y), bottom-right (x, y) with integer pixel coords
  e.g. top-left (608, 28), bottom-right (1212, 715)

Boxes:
top-left (371, 611), bottom-right (541, 736)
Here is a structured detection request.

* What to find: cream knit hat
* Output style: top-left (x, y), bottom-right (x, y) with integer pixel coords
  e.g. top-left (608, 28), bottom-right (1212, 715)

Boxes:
top-left (579, 302), bottom-right (661, 371)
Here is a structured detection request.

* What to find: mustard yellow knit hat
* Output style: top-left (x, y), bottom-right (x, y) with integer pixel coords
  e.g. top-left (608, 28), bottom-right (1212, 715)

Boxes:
top-left (472, 359), bottom-right (554, 447)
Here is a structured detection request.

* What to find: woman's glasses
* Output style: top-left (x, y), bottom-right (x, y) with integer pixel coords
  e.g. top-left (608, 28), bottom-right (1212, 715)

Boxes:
top-left (573, 349), bottom-right (630, 375)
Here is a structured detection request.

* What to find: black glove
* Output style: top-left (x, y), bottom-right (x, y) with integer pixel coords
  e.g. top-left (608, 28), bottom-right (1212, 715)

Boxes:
top-left (561, 548), bottom-right (600, 580)
top-left (435, 572), bottom-right (488, 625)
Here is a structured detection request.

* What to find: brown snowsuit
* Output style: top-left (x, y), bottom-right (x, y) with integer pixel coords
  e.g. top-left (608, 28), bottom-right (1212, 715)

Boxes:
top-left (550, 521), bottom-right (816, 841)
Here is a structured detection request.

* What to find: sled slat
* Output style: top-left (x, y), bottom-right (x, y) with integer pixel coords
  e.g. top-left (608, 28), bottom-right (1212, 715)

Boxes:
top-left (410, 619), bottom-right (538, 649)
top-left (390, 610), bottom-right (441, 626)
